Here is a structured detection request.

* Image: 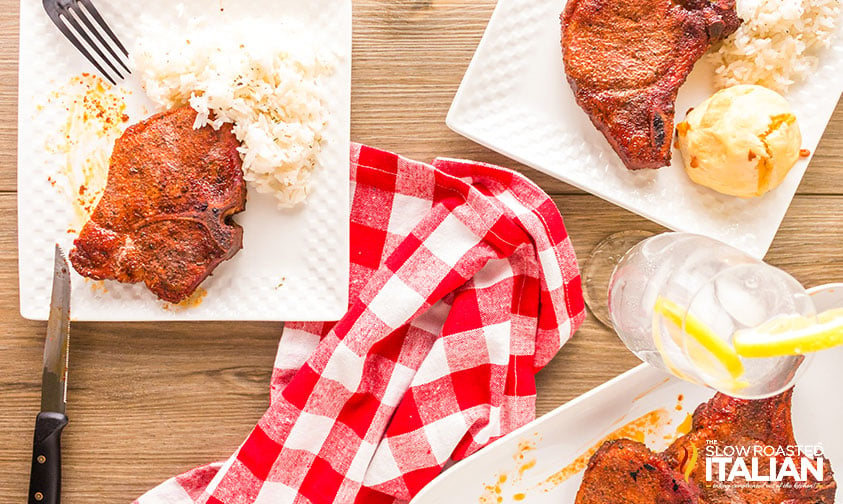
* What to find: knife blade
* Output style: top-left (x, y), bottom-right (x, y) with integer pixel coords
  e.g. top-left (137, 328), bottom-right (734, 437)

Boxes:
top-left (28, 245), bottom-right (71, 504)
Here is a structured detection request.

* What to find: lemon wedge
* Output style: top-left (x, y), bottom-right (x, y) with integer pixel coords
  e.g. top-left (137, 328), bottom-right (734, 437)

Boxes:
top-left (733, 308), bottom-right (843, 358)
top-left (653, 296), bottom-right (745, 379)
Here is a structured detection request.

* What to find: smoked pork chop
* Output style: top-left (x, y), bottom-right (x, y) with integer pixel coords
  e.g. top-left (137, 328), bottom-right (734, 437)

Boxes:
top-left (576, 392), bottom-right (836, 504)
top-left (70, 106), bottom-right (246, 303)
top-left (561, 0), bottom-right (741, 170)
top-left (664, 390), bottom-right (836, 503)
top-left (575, 439), bottom-right (698, 504)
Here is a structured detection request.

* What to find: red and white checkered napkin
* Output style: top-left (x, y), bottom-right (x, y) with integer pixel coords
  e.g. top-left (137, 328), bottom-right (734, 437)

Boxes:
top-left (135, 144), bottom-right (585, 504)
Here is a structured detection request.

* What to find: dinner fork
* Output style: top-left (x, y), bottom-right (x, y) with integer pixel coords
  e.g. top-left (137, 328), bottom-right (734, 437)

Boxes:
top-left (42, 0), bottom-right (131, 85)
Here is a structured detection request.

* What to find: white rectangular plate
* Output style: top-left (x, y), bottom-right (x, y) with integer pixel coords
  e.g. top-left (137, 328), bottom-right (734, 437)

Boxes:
top-left (18, 0), bottom-right (351, 321)
top-left (447, 0), bottom-right (843, 259)
top-left (412, 284), bottom-right (843, 503)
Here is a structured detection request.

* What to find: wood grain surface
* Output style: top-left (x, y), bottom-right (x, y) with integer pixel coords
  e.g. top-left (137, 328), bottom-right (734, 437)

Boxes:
top-left (1, 1), bottom-right (841, 502)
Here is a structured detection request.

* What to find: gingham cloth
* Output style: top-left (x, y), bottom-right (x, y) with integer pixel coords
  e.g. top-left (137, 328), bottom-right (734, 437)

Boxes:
top-left (135, 143), bottom-right (585, 504)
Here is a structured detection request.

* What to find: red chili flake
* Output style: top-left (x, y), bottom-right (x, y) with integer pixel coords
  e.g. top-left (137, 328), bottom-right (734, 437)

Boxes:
top-left (800, 149), bottom-right (810, 157)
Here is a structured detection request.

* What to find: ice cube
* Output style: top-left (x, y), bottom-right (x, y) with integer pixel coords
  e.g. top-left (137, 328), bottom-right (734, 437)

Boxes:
top-left (715, 269), bottom-right (768, 327)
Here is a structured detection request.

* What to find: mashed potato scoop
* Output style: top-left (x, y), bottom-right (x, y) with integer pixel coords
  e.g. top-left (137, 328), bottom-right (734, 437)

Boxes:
top-left (676, 85), bottom-right (802, 198)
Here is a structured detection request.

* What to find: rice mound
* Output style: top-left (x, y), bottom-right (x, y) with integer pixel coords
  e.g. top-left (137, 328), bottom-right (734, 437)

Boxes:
top-left (711, 0), bottom-right (841, 93)
top-left (134, 19), bottom-right (333, 208)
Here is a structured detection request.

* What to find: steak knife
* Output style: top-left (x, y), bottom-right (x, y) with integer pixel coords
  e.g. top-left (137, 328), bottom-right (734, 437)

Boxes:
top-left (28, 245), bottom-right (71, 504)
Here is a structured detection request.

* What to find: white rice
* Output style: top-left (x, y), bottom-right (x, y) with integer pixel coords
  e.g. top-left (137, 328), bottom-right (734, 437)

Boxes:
top-left (134, 19), bottom-right (333, 208)
top-left (711, 0), bottom-right (841, 93)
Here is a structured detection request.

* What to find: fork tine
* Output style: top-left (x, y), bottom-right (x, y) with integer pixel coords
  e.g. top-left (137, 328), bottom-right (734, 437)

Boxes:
top-left (70, 3), bottom-right (130, 74)
top-left (77, 0), bottom-right (129, 56)
top-left (43, 9), bottom-right (117, 85)
top-left (61, 10), bottom-right (125, 81)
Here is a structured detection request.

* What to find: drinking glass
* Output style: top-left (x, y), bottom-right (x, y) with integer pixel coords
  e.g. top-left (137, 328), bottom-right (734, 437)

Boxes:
top-left (582, 230), bottom-right (655, 327)
top-left (608, 232), bottom-right (815, 398)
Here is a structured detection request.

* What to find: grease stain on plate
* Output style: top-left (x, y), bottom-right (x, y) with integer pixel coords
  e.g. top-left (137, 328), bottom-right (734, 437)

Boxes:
top-left (479, 437), bottom-right (539, 503)
top-left (537, 408), bottom-right (672, 492)
top-left (162, 287), bottom-right (208, 310)
top-left (85, 279), bottom-right (109, 295)
top-left (42, 73), bottom-right (129, 230)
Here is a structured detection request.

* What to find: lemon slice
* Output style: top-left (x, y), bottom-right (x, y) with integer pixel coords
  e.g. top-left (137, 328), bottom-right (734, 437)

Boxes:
top-left (653, 296), bottom-right (745, 379)
top-left (652, 309), bottom-right (694, 382)
top-left (733, 308), bottom-right (843, 358)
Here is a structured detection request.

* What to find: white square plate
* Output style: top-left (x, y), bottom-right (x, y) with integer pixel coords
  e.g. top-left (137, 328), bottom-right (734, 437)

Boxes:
top-left (411, 285), bottom-right (843, 503)
top-left (18, 0), bottom-right (351, 321)
top-left (447, 0), bottom-right (843, 259)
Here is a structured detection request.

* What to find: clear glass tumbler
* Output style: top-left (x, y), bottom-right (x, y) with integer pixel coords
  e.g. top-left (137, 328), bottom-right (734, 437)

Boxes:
top-left (608, 232), bottom-right (816, 398)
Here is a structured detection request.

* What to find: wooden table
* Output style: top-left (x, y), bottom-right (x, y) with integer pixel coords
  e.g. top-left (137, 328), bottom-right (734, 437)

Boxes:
top-left (1, 1), bottom-right (840, 501)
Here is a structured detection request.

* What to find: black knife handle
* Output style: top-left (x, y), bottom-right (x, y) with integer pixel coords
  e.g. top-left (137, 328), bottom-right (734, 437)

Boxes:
top-left (28, 411), bottom-right (68, 504)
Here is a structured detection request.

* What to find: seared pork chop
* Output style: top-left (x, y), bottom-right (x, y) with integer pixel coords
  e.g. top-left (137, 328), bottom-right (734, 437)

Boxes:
top-left (70, 106), bottom-right (246, 303)
top-left (665, 390), bottom-right (836, 503)
top-left (575, 439), bottom-right (697, 504)
top-left (576, 392), bottom-right (836, 504)
top-left (561, 0), bottom-right (741, 169)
